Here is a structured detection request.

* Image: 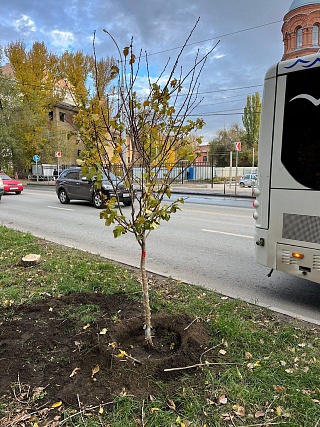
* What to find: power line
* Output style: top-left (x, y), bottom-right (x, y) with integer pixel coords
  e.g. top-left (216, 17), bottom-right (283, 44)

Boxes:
top-left (195, 84), bottom-right (263, 96)
top-left (148, 20), bottom-right (282, 56)
top-left (196, 91), bottom-right (263, 107)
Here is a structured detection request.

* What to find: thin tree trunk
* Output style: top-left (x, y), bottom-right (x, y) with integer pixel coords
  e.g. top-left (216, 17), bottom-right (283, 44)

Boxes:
top-left (140, 235), bottom-right (153, 345)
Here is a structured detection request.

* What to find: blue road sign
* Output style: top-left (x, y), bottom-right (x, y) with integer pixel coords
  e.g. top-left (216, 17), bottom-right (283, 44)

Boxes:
top-left (33, 155), bottom-right (40, 162)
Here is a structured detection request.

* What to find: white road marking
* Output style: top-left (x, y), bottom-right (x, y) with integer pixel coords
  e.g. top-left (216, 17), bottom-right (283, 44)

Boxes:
top-left (202, 229), bottom-right (254, 239)
top-left (47, 206), bottom-right (74, 211)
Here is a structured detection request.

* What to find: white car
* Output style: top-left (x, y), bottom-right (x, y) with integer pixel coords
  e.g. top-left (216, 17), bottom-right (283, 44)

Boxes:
top-left (239, 174), bottom-right (257, 188)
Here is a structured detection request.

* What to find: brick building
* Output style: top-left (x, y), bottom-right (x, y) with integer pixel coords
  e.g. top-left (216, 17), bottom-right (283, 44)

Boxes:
top-left (282, 0), bottom-right (320, 60)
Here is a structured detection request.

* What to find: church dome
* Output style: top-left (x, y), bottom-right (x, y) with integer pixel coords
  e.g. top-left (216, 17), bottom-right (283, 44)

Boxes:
top-left (289, 0), bottom-right (320, 12)
top-left (283, 0), bottom-right (320, 60)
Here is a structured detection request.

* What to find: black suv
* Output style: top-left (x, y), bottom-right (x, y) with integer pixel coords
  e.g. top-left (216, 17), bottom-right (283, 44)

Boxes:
top-left (55, 167), bottom-right (132, 208)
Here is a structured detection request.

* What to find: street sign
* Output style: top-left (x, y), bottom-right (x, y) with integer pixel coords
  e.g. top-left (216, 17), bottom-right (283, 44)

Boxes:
top-left (55, 151), bottom-right (61, 157)
top-left (33, 155), bottom-right (40, 162)
top-left (235, 141), bottom-right (241, 151)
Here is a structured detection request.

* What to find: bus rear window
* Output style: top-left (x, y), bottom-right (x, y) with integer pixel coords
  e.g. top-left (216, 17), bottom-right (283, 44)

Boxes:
top-left (281, 67), bottom-right (320, 190)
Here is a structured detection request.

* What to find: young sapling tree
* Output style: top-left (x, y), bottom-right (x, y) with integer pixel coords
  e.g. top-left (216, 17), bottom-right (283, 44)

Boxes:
top-left (77, 24), bottom-right (217, 345)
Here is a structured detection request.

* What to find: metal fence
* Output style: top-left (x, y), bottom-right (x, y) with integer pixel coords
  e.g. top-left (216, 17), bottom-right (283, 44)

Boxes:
top-left (110, 162), bottom-right (257, 185)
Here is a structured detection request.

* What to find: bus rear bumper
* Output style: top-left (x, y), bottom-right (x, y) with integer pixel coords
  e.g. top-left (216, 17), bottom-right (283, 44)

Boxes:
top-left (276, 243), bottom-right (320, 282)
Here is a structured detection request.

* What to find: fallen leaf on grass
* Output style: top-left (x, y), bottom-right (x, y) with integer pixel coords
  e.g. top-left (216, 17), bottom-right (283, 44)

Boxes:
top-left (221, 413), bottom-right (233, 421)
top-left (83, 324), bottom-right (90, 330)
top-left (247, 360), bottom-right (261, 370)
top-left (285, 368), bottom-right (294, 374)
top-left (274, 385), bottom-right (286, 393)
top-left (255, 411), bottom-right (265, 418)
top-left (218, 395), bottom-right (228, 405)
top-left (168, 399), bottom-right (176, 410)
top-left (233, 405), bottom-right (245, 417)
top-left (236, 367), bottom-right (243, 379)
top-left (282, 412), bottom-right (292, 418)
top-left (99, 328), bottom-right (108, 335)
top-left (176, 415), bottom-right (191, 427)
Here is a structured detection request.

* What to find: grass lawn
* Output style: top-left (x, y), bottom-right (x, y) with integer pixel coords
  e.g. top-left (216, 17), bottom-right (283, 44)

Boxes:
top-left (0, 225), bottom-right (319, 427)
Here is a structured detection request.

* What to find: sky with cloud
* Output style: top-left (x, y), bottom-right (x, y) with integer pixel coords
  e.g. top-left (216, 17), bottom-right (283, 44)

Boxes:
top-left (0, 0), bottom-right (293, 142)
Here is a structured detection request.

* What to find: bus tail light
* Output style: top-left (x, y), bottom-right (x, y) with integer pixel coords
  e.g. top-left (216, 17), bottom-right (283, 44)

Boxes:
top-left (292, 252), bottom-right (304, 259)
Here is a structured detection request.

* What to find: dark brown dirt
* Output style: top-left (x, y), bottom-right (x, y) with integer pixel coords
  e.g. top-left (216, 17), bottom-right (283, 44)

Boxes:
top-left (0, 292), bottom-right (211, 422)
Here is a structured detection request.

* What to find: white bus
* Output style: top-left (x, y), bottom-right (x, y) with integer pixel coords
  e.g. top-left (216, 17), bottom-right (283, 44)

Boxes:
top-left (254, 53), bottom-right (320, 284)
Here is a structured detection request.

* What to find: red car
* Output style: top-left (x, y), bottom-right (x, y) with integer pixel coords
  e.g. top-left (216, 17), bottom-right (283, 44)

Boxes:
top-left (0, 172), bottom-right (24, 194)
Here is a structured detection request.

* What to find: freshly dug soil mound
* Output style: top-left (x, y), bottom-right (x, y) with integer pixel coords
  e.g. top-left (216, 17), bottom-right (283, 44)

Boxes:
top-left (0, 292), bottom-right (211, 408)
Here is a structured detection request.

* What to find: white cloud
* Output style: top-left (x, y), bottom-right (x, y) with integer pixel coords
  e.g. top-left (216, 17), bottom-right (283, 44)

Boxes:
top-left (50, 30), bottom-right (75, 51)
top-left (0, 0), bottom-right (293, 139)
top-left (14, 14), bottom-right (36, 34)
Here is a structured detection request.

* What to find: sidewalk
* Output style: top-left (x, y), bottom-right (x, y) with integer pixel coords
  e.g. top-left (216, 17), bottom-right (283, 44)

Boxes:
top-left (170, 182), bottom-right (255, 198)
top-left (24, 180), bottom-right (255, 199)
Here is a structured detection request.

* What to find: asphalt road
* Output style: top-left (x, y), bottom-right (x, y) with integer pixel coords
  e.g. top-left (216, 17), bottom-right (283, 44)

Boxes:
top-left (1, 186), bottom-right (319, 325)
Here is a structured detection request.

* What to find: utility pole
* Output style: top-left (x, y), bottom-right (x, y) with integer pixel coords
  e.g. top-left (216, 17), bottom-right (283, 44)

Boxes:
top-left (229, 151), bottom-right (232, 187)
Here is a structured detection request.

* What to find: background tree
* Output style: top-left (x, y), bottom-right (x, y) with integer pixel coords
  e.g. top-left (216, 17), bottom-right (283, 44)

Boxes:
top-left (0, 59), bottom-right (22, 172)
top-left (3, 42), bottom-right (117, 171)
top-left (59, 51), bottom-right (91, 106)
top-left (5, 41), bottom-right (62, 169)
top-left (77, 26), bottom-right (216, 345)
top-left (242, 92), bottom-right (261, 166)
top-left (208, 123), bottom-right (245, 167)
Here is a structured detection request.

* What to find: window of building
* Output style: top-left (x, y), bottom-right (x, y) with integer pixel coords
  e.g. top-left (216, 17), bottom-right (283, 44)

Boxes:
top-left (313, 24), bottom-right (319, 46)
top-left (59, 112), bottom-right (66, 122)
top-left (296, 27), bottom-right (303, 49)
top-left (48, 111), bottom-right (53, 121)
